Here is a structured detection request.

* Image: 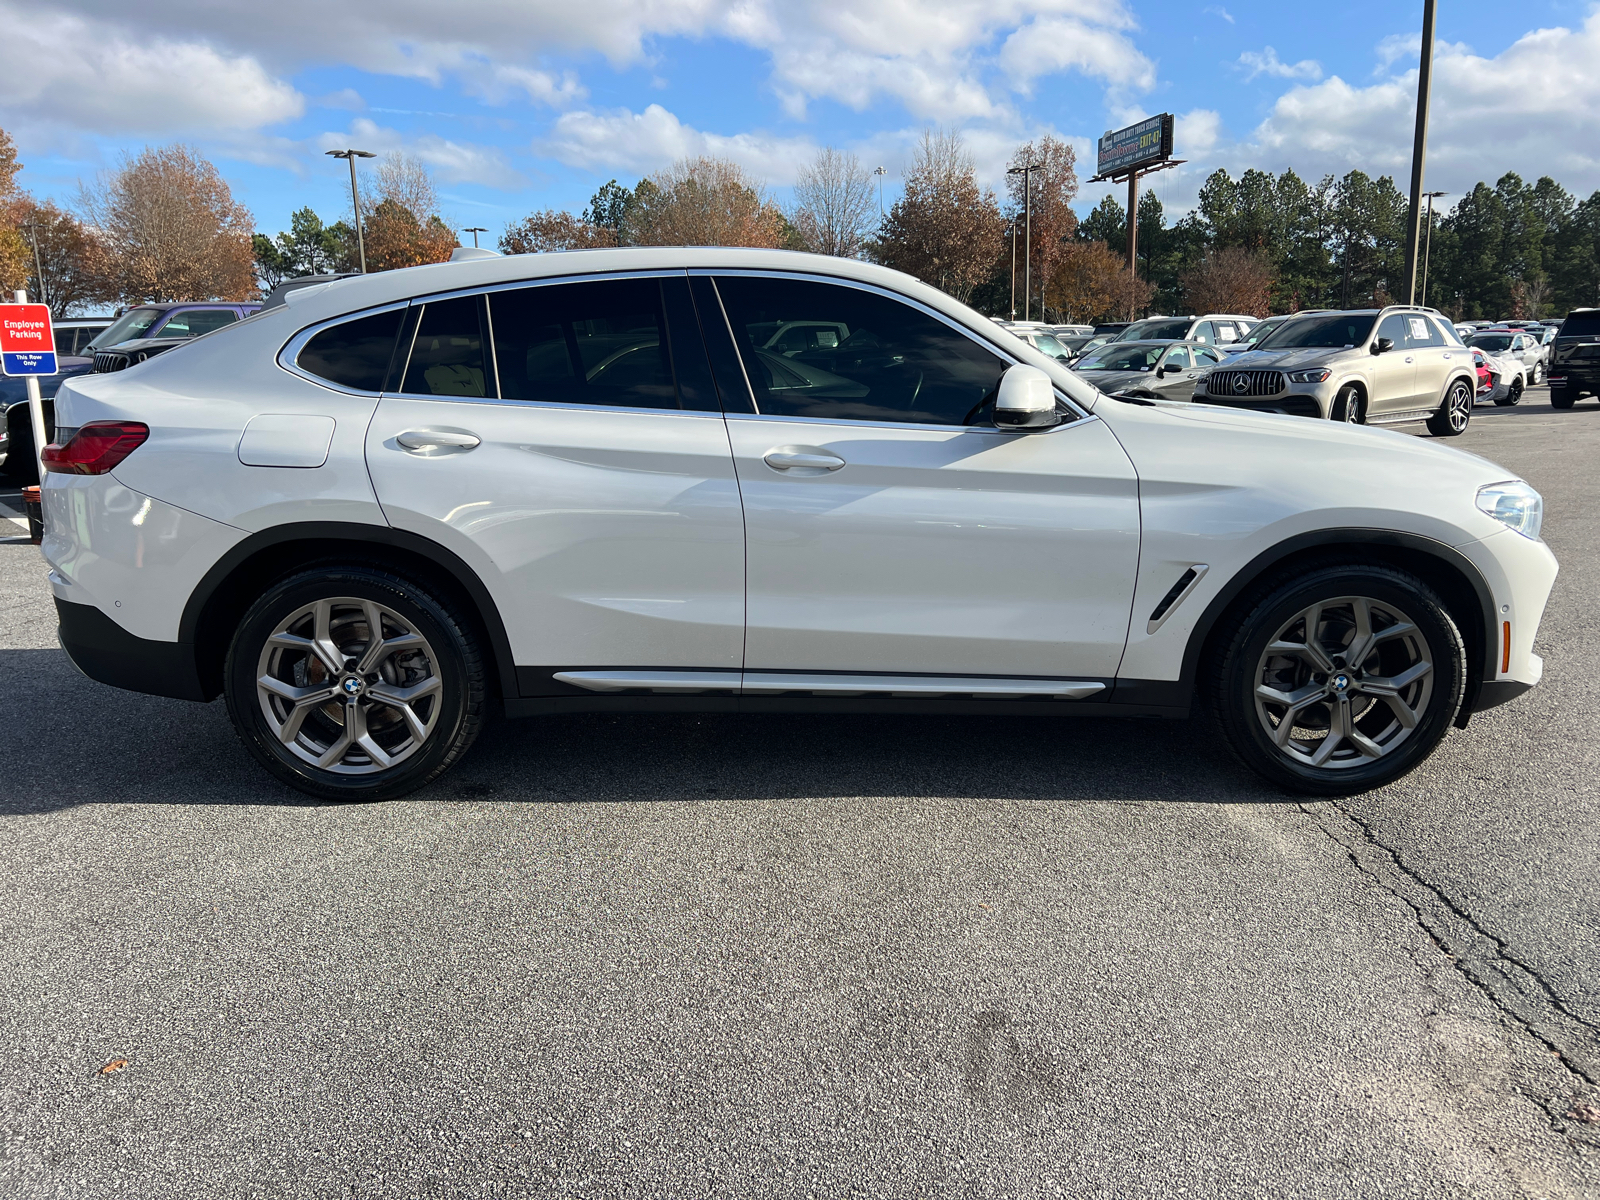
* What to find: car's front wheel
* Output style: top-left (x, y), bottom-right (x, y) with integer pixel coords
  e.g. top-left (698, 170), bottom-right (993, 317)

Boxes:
top-left (1334, 385), bottom-right (1364, 424)
top-left (1208, 564), bottom-right (1465, 795)
top-left (224, 567), bottom-right (486, 800)
top-left (1426, 378), bottom-right (1473, 436)
top-left (1494, 375), bottom-right (1523, 407)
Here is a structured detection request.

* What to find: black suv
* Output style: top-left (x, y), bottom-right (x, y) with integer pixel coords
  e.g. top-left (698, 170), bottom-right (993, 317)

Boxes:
top-left (1548, 309), bottom-right (1600, 409)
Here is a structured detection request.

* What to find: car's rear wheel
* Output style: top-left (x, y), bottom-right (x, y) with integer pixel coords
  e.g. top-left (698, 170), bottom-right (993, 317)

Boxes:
top-left (1551, 386), bottom-right (1576, 410)
top-left (1494, 375), bottom-right (1523, 407)
top-left (224, 567), bottom-right (485, 800)
top-left (1426, 378), bottom-right (1472, 436)
top-left (1208, 564), bottom-right (1465, 795)
top-left (1334, 385), bottom-right (1364, 424)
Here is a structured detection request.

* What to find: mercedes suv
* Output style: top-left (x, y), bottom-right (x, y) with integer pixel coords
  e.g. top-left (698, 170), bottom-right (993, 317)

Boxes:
top-left (1194, 307), bottom-right (1477, 435)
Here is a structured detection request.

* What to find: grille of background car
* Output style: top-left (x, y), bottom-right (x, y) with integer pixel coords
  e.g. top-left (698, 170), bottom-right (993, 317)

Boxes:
top-left (1205, 370), bottom-right (1286, 397)
top-left (94, 352), bottom-right (133, 373)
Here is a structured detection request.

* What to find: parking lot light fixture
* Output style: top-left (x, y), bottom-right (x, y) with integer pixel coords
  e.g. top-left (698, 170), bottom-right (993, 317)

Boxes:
top-left (464, 227), bottom-right (488, 249)
top-left (326, 149), bottom-right (376, 273)
top-left (1007, 163), bottom-right (1043, 321)
top-left (874, 166), bottom-right (887, 216)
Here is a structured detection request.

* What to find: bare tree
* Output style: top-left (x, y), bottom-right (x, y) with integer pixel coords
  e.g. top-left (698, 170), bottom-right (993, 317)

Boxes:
top-left (16, 198), bottom-right (114, 316)
top-left (791, 148), bottom-right (876, 258)
top-left (1181, 246), bottom-right (1274, 317)
top-left (361, 152), bottom-right (457, 271)
top-left (628, 157), bottom-right (787, 248)
top-left (78, 144), bottom-right (255, 302)
top-left (875, 129), bottom-right (1004, 303)
top-left (500, 210), bottom-right (617, 254)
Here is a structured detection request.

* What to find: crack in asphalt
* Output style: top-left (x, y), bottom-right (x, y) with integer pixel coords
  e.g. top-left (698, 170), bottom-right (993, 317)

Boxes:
top-left (1298, 799), bottom-right (1600, 1144)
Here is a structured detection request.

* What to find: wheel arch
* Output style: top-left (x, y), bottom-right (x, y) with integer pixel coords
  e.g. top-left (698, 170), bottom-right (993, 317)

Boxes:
top-left (182, 522), bottom-right (518, 704)
top-left (1177, 529), bottom-right (1495, 720)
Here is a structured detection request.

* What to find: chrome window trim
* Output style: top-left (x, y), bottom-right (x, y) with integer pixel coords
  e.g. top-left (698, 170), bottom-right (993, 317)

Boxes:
top-left (722, 409), bottom-right (1102, 439)
top-left (376, 392), bottom-right (729, 420)
top-left (402, 267), bottom-right (691, 308)
top-left (276, 299), bottom-right (413, 397)
top-left (692, 267), bottom-right (1094, 422)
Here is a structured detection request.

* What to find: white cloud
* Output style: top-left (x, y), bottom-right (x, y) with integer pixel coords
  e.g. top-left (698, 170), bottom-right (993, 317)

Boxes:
top-left (1249, 13), bottom-right (1600, 193)
top-left (1176, 108), bottom-right (1223, 157)
top-left (1203, 6), bottom-right (1235, 24)
top-left (460, 64), bottom-right (587, 108)
top-left (1000, 15), bottom-right (1157, 95)
top-left (0, 1), bottom-right (302, 137)
top-left (318, 119), bottom-right (527, 190)
top-left (1237, 47), bottom-right (1322, 83)
top-left (315, 89), bottom-right (368, 112)
top-left (538, 105), bottom-right (819, 183)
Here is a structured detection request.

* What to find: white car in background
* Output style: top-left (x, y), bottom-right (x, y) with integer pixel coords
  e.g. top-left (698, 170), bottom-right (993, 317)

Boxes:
top-left (41, 248), bottom-right (1555, 802)
top-left (1467, 330), bottom-right (1541, 387)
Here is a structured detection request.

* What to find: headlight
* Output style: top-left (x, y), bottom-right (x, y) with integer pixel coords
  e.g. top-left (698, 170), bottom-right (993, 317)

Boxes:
top-left (1286, 369), bottom-right (1332, 383)
top-left (1476, 480), bottom-right (1543, 540)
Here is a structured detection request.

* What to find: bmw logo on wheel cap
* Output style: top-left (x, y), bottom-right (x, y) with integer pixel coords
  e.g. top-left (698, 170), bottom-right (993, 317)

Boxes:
top-left (342, 676), bottom-right (364, 697)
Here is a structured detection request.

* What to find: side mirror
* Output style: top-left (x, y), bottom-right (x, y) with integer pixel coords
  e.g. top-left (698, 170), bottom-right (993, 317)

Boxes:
top-left (1372, 337), bottom-right (1394, 355)
top-left (1155, 365), bottom-right (1168, 378)
top-left (993, 364), bottom-right (1061, 430)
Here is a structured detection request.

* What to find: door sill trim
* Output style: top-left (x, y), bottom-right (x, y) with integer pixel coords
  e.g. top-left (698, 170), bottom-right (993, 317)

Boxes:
top-left (551, 668), bottom-right (1105, 700)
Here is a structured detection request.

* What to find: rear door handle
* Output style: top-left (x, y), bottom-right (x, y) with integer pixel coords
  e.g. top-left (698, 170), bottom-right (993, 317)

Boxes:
top-left (396, 429), bottom-right (480, 453)
top-left (763, 448), bottom-right (846, 472)
top-left (1404, 356), bottom-right (1414, 363)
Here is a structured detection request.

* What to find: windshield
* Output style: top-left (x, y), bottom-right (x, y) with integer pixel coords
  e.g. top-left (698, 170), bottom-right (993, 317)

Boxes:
top-left (1076, 345), bottom-right (1163, 371)
top-left (1469, 335), bottom-right (1514, 352)
top-left (1032, 333), bottom-right (1068, 358)
top-left (89, 308), bottom-right (163, 350)
top-left (1114, 318), bottom-right (1189, 342)
top-left (1256, 313), bottom-right (1377, 349)
top-left (1240, 317), bottom-right (1284, 346)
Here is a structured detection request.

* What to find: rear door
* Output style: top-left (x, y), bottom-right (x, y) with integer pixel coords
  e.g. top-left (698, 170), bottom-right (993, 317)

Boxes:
top-left (1406, 314), bottom-right (1455, 409)
top-left (364, 274), bottom-right (746, 689)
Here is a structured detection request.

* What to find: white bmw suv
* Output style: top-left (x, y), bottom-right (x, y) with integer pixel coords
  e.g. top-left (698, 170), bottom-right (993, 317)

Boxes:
top-left (41, 249), bottom-right (1556, 800)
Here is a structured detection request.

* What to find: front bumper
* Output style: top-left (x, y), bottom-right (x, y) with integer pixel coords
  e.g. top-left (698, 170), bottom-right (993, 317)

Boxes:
top-left (1193, 392), bottom-right (1326, 419)
top-left (55, 596), bottom-right (208, 701)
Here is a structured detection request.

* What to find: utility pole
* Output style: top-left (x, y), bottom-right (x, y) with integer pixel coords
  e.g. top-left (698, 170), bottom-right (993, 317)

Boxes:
top-left (1008, 222), bottom-right (1018, 319)
top-left (326, 149), bottom-right (376, 273)
top-left (464, 227), bottom-right (487, 249)
top-left (1419, 190), bottom-right (1445, 306)
top-left (1402, 0), bottom-right (1438, 304)
top-left (874, 166), bottom-right (887, 216)
top-left (1007, 163), bottom-right (1042, 321)
top-left (22, 223), bottom-right (46, 310)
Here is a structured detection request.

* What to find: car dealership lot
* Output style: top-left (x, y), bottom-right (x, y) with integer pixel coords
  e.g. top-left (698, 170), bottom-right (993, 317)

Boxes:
top-left (2, 397), bottom-right (1598, 1198)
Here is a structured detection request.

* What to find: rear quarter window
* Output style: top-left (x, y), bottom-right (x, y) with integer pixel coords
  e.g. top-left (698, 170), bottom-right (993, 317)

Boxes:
top-left (295, 309), bottom-right (405, 392)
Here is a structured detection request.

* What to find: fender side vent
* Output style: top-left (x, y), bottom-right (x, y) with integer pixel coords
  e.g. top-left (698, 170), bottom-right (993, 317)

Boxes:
top-left (1147, 564), bottom-right (1209, 634)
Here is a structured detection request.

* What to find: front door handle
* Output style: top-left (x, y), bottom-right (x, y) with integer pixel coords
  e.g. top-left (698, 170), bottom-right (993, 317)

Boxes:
top-left (1404, 356), bottom-right (1414, 363)
top-left (763, 448), bottom-right (846, 472)
top-left (396, 428), bottom-right (481, 453)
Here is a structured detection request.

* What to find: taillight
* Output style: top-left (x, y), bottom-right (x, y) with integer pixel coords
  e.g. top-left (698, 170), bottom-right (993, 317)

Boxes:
top-left (41, 421), bottom-right (149, 475)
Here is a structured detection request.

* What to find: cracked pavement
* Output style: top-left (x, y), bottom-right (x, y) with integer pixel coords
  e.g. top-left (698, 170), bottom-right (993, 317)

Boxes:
top-left (1, 397), bottom-right (1598, 1198)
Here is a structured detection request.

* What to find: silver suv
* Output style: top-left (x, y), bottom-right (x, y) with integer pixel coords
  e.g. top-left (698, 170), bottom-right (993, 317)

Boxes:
top-left (1193, 307), bottom-right (1478, 436)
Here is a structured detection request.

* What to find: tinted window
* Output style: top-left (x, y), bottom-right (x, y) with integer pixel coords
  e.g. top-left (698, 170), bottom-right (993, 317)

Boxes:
top-left (1404, 315), bottom-right (1443, 348)
top-left (491, 277), bottom-right (700, 410)
top-left (1469, 335), bottom-right (1514, 353)
top-left (1196, 346), bottom-right (1225, 364)
top-left (1259, 313), bottom-right (1378, 349)
top-left (159, 309), bottom-right (238, 338)
top-left (1117, 318), bottom-right (1191, 342)
top-left (1078, 345), bottom-right (1163, 371)
top-left (402, 296), bottom-right (490, 397)
top-left (297, 308), bottom-right (403, 392)
top-left (715, 275), bottom-right (1007, 425)
top-left (93, 307), bottom-right (163, 349)
top-left (1161, 345), bottom-right (1192, 368)
top-left (1376, 314), bottom-right (1408, 347)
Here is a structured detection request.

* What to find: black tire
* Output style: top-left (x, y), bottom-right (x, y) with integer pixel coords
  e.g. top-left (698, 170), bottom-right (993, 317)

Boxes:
top-left (1426, 377), bottom-right (1473, 436)
top-left (1494, 375), bottom-right (1523, 407)
top-left (1334, 385), bottom-right (1364, 424)
top-left (224, 566), bottom-right (486, 801)
top-left (1550, 387), bottom-right (1576, 410)
top-left (1206, 563), bottom-right (1466, 795)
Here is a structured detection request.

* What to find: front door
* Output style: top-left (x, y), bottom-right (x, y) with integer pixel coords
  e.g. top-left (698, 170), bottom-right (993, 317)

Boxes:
top-left (365, 275), bottom-right (746, 681)
top-left (708, 273), bottom-right (1141, 682)
top-left (1367, 312), bottom-right (1417, 417)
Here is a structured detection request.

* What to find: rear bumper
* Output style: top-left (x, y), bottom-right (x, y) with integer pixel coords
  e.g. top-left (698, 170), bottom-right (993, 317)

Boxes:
top-left (55, 597), bottom-right (208, 702)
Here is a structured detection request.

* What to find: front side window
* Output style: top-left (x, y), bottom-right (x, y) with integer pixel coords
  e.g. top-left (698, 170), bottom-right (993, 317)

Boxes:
top-left (1259, 313), bottom-right (1379, 350)
top-left (715, 275), bottom-right (1008, 425)
top-left (1161, 345), bottom-right (1192, 369)
top-left (159, 309), bottom-right (239, 339)
top-left (402, 296), bottom-right (490, 398)
top-left (296, 308), bottom-right (404, 392)
top-left (1078, 345), bottom-right (1164, 372)
top-left (1376, 314), bottom-right (1409, 347)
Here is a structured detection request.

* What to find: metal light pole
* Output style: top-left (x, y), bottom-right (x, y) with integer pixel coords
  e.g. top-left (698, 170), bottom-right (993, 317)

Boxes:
top-left (326, 149), bottom-right (376, 273)
top-left (1008, 222), bottom-right (1018, 319)
top-left (874, 166), bottom-right (887, 216)
top-left (1419, 190), bottom-right (1445, 306)
top-left (464, 226), bottom-right (487, 249)
top-left (1007, 163), bottom-right (1043, 321)
top-left (1402, 0), bottom-right (1438, 304)
top-left (22, 223), bottom-right (46, 310)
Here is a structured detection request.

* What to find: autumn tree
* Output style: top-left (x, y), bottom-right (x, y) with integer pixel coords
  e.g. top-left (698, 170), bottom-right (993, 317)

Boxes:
top-left (1047, 240), bottom-right (1153, 323)
top-left (875, 129), bottom-right (1004, 303)
top-left (78, 144), bottom-right (255, 302)
top-left (1004, 135), bottom-right (1078, 313)
top-left (626, 157), bottom-right (787, 247)
top-left (791, 147), bottom-right (877, 258)
top-left (359, 153), bottom-right (457, 271)
top-left (500, 209), bottom-right (617, 254)
top-left (14, 199), bottom-right (114, 316)
top-left (1180, 246), bottom-right (1274, 317)
top-left (0, 127), bottom-right (36, 295)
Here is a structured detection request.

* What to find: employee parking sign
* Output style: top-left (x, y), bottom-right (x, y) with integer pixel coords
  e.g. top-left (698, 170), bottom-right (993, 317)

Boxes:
top-left (0, 304), bottom-right (57, 375)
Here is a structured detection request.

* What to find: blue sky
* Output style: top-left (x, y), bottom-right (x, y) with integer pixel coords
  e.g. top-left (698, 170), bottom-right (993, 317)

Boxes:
top-left (4, 0), bottom-right (1598, 240)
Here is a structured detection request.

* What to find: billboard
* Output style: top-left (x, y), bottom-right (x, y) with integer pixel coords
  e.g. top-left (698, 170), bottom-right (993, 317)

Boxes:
top-left (1096, 114), bottom-right (1175, 178)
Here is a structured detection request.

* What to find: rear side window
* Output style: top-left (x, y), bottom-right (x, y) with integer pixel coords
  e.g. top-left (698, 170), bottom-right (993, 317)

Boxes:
top-left (296, 308), bottom-right (403, 392)
top-left (1404, 315), bottom-right (1443, 347)
top-left (715, 275), bottom-right (1008, 425)
top-left (159, 309), bottom-right (239, 338)
top-left (402, 296), bottom-right (490, 397)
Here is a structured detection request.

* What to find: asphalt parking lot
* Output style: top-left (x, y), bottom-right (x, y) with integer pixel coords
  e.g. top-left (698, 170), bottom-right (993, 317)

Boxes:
top-left (3, 392), bottom-right (1598, 1199)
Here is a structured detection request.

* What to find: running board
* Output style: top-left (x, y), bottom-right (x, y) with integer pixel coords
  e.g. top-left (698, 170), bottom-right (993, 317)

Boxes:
top-left (553, 670), bottom-right (1104, 700)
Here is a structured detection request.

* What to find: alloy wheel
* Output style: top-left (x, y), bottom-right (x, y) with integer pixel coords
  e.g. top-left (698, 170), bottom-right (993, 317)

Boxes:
top-left (1252, 595), bottom-right (1434, 770)
top-left (255, 596), bottom-right (442, 774)
top-left (1447, 382), bottom-right (1472, 431)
